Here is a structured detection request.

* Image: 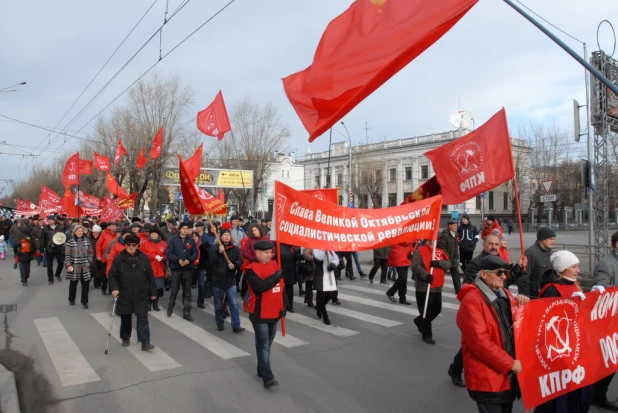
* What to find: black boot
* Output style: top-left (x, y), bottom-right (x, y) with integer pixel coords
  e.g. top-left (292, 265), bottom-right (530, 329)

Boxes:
top-left (152, 298), bottom-right (160, 311)
top-left (322, 309), bottom-right (331, 325)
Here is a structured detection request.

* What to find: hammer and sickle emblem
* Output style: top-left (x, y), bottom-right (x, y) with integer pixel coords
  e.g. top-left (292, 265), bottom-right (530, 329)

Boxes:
top-left (545, 312), bottom-right (572, 361)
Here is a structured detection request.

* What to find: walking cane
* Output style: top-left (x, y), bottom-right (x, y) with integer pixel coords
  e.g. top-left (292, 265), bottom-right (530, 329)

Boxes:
top-left (105, 296), bottom-right (118, 354)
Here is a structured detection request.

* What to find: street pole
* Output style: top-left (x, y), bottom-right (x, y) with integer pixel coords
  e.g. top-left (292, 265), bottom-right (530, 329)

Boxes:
top-left (341, 122), bottom-right (353, 207)
top-left (584, 43), bottom-right (595, 275)
top-left (326, 128), bottom-right (332, 188)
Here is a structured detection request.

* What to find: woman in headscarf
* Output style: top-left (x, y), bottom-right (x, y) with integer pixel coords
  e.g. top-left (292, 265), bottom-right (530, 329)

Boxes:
top-left (64, 225), bottom-right (93, 309)
top-left (140, 228), bottom-right (167, 311)
top-left (312, 249), bottom-right (339, 325)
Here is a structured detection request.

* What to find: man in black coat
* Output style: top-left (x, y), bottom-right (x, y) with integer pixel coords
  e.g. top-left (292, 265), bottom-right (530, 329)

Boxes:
top-left (165, 222), bottom-right (198, 321)
top-left (457, 214), bottom-right (478, 274)
top-left (209, 228), bottom-right (244, 332)
top-left (108, 234), bottom-right (157, 351)
top-left (437, 219), bottom-right (461, 293)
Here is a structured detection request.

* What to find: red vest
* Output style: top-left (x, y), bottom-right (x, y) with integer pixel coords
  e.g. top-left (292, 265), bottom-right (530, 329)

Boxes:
top-left (418, 245), bottom-right (448, 288)
top-left (539, 282), bottom-right (580, 298)
top-left (246, 260), bottom-right (284, 320)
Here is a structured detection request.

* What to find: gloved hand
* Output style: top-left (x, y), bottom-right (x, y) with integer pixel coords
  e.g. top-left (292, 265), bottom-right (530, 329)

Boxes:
top-left (155, 255), bottom-right (163, 262)
top-left (424, 274), bottom-right (434, 284)
top-left (327, 263), bottom-right (337, 272)
top-left (13, 262), bottom-right (17, 270)
top-left (193, 260), bottom-right (199, 266)
top-left (430, 260), bottom-right (441, 268)
top-left (571, 291), bottom-right (586, 300)
top-left (280, 308), bottom-right (287, 318)
top-left (591, 285), bottom-right (606, 294)
top-left (274, 270), bottom-right (283, 280)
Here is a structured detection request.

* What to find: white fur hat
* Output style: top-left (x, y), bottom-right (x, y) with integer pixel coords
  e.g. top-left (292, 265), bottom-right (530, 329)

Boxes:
top-left (550, 250), bottom-right (579, 274)
top-left (92, 225), bottom-right (102, 233)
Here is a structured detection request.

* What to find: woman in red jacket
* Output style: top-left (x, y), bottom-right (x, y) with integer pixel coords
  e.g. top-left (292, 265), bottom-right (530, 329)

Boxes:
top-left (385, 241), bottom-right (413, 305)
top-left (140, 228), bottom-right (167, 311)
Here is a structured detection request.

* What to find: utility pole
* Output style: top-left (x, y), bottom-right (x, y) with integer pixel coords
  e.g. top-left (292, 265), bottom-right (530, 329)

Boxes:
top-left (341, 122), bottom-right (353, 207)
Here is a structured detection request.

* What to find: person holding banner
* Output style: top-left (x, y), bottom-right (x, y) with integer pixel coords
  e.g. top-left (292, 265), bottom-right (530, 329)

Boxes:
top-left (386, 241), bottom-right (413, 305)
top-left (437, 219), bottom-right (461, 293)
top-left (411, 239), bottom-right (451, 345)
top-left (457, 255), bottom-right (529, 413)
top-left (533, 250), bottom-right (593, 413)
top-left (312, 249), bottom-right (340, 325)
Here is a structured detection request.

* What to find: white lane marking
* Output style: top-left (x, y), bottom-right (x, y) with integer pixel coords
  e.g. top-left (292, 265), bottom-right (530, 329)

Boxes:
top-left (283, 312), bottom-right (359, 337)
top-left (150, 312), bottom-right (250, 359)
top-left (334, 292), bottom-right (420, 316)
top-left (291, 296), bottom-right (402, 327)
top-left (338, 285), bottom-right (460, 310)
top-left (91, 312), bottom-right (181, 372)
top-left (34, 317), bottom-right (100, 386)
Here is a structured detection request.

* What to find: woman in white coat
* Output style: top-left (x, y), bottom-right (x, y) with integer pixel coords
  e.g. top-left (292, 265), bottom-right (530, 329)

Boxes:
top-left (312, 249), bottom-right (339, 325)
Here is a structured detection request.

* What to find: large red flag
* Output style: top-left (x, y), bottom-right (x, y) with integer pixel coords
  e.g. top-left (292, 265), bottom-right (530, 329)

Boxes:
top-left (150, 126), bottom-right (164, 159)
top-left (62, 152), bottom-right (80, 188)
top-left (136, 148), bottom-right (147, 169)
top-left (114, 137), bottom-right (128, 166)
top-left (402, 176), bottom-right (442, 205)
top-left (283, 0), bottom-right (477, 142)
top-left (61, 188), bottom-right (80, 217)
top-left (178, 154), bottom-right (227, 215)
top-left (17, 199), bottom-right (37, 211)
top-left (105, 172), bottom-right (130, 199)
top-left (39, 186), bottom-right (62, 213)
top-left (78, 159), bottom-right (93, 175)
top-left (100, 195), bottom-right (123, 222)
top-left (197, 91), bottom-right (231, 140)
top-left (424, 108), bottom-right (514, 205)
top-left (116, 193), bottom-right (137, 211)
top-left (93, 152), bottom-right (111, 171)
top-left (185, 144), bottom-right (203, 181)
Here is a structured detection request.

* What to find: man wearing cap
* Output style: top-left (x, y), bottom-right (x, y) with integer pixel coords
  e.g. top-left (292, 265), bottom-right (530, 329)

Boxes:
top-left (209, 226), bottom-right (244, 332)
top-left (245, 239), bottom-right (286, 389)
top-left (165, 222), bottom-right (198, 321)
top-left (160, 218), bottom-right (177, 242)
top-left (41, 217), bottom-right (66, 285)
top-left (457, 213), bottom-right (479, 274)
top-left (437, 219), bottom-right (461, 293)
top-left (457, 255), bottom-right (529, 413)
top-left (109, 233), bottom-right (157, 351)
top-left (130, 222), bottom-right (141, 237)
top-left (518, 226), bottom-right (556, 299)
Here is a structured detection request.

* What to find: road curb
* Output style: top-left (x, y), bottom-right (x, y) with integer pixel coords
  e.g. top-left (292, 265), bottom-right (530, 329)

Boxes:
top-left (0, 364), bottom-right (21, 413)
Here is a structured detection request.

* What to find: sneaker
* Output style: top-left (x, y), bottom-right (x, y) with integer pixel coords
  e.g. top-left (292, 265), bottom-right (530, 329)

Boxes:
top-left (233, 327), bottom-right (245, 333)
top-left (386, 293), bottom-right (396, 303)
top-left (69, 301), bottom-right (75, 306)
top-left (197, 303), bottom-right (205, 309)
top-left (334, 300), bottom-right (341, 306)
top-left (263, 379), bottom-right (279, 389)
top-left (122, 339), bottom-right (130, 347)
top-left (167, 307), bottom-right (173, 317)
top-left (141, 342), bottom-right (155, 351)
top-left (359, 272), bottom-right (367, 279)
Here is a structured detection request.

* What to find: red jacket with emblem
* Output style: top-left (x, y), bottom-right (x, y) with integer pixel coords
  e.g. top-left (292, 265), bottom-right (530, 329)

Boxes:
top-left (456, 282), bottom-right (517, 394)
top-left (140, 238), bottom-right (168, 278)
top-left (246, 260), bottom-right (286, 323)
top-left (387, 242), bottom-right (412, 267)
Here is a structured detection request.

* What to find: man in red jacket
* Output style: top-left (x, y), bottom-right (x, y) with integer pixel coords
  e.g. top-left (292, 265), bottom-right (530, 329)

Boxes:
top-left (246, 240), bottom-right (286, 389)
top-left (456, 255), bottom-right (529, 413)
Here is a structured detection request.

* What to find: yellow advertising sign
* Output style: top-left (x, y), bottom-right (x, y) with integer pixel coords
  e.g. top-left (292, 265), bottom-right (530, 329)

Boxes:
top-left (216, 171), bottom-right (253, 188)
top-left (161, 167), bottom-right (253, 189)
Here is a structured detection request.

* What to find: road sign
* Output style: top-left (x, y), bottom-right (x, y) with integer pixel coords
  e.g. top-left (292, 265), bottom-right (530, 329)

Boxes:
top-left (177, 192), bottom-right (184, 201)
top-left (348, 191), bottom-right (354, 202)
top-left (541, 180), bottom-right (553, 194)
top-left (540, 194), bottom-right (556, 202)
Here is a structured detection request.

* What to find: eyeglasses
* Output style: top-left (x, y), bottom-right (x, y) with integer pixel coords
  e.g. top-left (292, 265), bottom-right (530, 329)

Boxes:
top-left (126, 243), bottom-right (138, 247)
top-left (488, 269), bottom-right (509, 277)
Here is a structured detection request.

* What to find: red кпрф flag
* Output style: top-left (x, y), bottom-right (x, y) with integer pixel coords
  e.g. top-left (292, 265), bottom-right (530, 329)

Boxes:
top-left (136, 148), bottom-right (148, 169)
top-left (178, 154), bottom-right (226, 215)
top-left (105, 172), bottom-right (130, 199)
top-left (150, 126), bottom-right (164, 159)
top-left (93, 152), bottom-right (111, 171)
top-left (197, 91), bottom-right (231, 140)
top-left (114, 137), bottom-right (128, 166)
top-left (61, 188), bottom-right (80, 217)
top-left (185, 143), bottom-right (203, 182)
top-left (424, 108), bottom-right (514, 205)
top-left (283, 0), bottom-right (477, 142)
top-left (62, 152), bottom-right (80, 188)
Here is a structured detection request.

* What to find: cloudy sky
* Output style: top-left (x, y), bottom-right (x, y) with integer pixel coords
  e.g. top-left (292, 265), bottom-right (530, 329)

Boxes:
top-left (0, 0), bottom-right (614, 195)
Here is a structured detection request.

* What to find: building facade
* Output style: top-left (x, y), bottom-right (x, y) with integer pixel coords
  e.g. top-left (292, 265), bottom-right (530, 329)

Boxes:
top-left (253, 153), bottom-right (304, 216)
top-left (301, 129), bottom-right (531, 221)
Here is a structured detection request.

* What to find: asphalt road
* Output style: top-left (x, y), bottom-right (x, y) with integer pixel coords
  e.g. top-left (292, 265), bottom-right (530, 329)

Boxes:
top-left (0, 230), bottom-right (615, 413)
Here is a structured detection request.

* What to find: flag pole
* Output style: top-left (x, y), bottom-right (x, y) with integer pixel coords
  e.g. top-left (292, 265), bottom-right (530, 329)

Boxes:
top-left (504, 115), bottom-right (526, 266)
top-left (422, 240), bottom-right (437, 319)
top-left (204, 213), bottom-right (231, 265)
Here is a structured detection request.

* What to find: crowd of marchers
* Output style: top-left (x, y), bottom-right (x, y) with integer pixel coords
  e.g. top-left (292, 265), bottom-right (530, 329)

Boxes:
top-left (3, 211), bottom-right (618, 409)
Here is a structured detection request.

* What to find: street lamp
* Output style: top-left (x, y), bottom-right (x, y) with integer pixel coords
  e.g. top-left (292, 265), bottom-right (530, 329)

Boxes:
top-left (0, 82), bottom-right (27, 93)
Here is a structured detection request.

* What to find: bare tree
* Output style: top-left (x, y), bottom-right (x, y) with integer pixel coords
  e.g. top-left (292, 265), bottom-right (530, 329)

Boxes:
top-left (351, 145), bottom-right (384, 208)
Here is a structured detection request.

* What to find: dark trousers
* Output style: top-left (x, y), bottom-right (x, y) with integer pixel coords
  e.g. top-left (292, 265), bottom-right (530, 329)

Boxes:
top-left (414, 291), bottom-right (442, 339)
top-left (387, 266), bottom-right (409, 301)
top-left (316, 291), bottom-right (335, 319)
top-left (169, 270), bottom-right (192, 315)
top-left (593, 372), bottom-right (615, 402)
top-left (46, 251), bottom-right (64, 282)
top-left (460, 250), bottom-right (474, 274)
top-left (120, 313), bottom-right (150, 343)
top-left (68, 276), bottom-right (90, 304)
top-left (451, 348), bottom-right (464, 376)
top-left (235, 269), bottom-right (243, 291)
top-left (304, 280), bottom-right (314, 304)
top-left (368, 258), bottom-right (388, 282)
top-left (476, 402), bottom-right (513, 413)
top-left (101, 276), bottom-right (111, 293)
top-left (18, 261), bottom-right (30, 283)
top-left (339, 252), bottom-right (354, 278)
top-left (240, 276), bottom-right (248, 299)
top-left (450, 264), bottom-right (462, 293)
top-left (285, 284), bottom-right (295, 310)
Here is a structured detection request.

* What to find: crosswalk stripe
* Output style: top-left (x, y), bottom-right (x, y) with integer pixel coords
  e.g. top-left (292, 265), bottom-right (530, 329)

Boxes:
top-left (34, 317), bottom-right (100, 386)
top-left (291, 296), bottom-right (402, 327)
top-left (91, 313), bottom-right (181, 372)
top-left (283, 311), bottom-right (360, 337)
top-left (339, 285), bottom-right (460, 310)
top-left (334, 292), bottom-right (419, 316)
top-left (150, 312), bottom-right (250, 359)
top-left (197, 303), bottom-right (309, 348)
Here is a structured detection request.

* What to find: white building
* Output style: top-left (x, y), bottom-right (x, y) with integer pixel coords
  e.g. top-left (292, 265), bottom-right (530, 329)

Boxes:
top-left (254, 153), bottom-right (304, 216)
top-left (301, 129), bottom-right (531, 220)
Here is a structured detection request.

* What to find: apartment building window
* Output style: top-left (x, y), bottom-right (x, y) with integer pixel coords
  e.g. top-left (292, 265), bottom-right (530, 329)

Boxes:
top-left (503, 192), bottom-right (509, 210)
top-left (476, 195), bottom-right (481, 210)
top-left (388, 193), bottom-right (397, 206)
top-left (405, 167), bottom-right (412, 181)
top-left (389, 168), bottom-right (396, 182)
top-left (325, 174), bottom-right (331, 188)
top-left (337, 173), bottom-right (343, 186)
top-left (421, 165), bottom-right (429, 179)
top-left (314, 175), bottom-right (320, 188)
top-left (488, 191), bottom-right (494, 210)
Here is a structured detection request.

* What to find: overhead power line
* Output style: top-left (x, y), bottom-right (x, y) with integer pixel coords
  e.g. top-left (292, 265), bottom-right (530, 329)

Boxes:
top-left (513, 0), bottom-right (585, 44)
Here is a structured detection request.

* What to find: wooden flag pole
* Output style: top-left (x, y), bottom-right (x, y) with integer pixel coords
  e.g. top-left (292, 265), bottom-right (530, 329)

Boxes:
top-left (422, 240), bottom-right (437, 319)
top-left (204, 213), bottom-right (231, 265)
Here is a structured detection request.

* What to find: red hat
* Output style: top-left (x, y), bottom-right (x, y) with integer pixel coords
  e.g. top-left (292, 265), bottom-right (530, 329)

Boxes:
top-left (221, 222), bottom-right (233, 230)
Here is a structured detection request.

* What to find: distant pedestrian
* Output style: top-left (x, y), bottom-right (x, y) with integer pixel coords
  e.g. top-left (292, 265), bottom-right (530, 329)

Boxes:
top-left (457, 214), bottom-right (479, 274)
top-left (437, 219), bottom-right (461, 293)
top-left (518, 227), bottom-right (556, 298)
top-left (312, 249), bottom-right (339, 325)
top-left (385, 241), bottom-right (413, 305)
top-left (15, 237), bottom-right (33, 286)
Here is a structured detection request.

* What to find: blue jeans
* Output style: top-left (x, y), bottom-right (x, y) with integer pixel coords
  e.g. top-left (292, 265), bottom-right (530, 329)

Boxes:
top-left (353, 251), bottom-right (363, 273)
top-left (252, 322), bottom-right (277, 381)
top-left (212, 285), bottom-right (240, 329)
top-left (196, 270), bottom-right (206, 305)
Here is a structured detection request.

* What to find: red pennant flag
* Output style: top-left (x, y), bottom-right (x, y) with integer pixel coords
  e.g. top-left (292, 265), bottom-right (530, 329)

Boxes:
top-left (62, 152), bottom-right (80, 188)
top-left (185, 144), bottom-right (203, 181)
top-left (283, 0), bottom-right (477, 142)
top-left (424, 108), bottom-right (514, 205)
top-left (197, 91), bottom-right (231, 140)
top-left (150, 126), bottom-right (164, 159)
top-left (401, 176), bottom-right (442, 205)
top-left (114, 137), bottom-right (128, 166)
top-left (178, 154), bottom-right (226, 214)
top-left (105, 172), bottom-right (130, 199)
top-left (39, 186), bottom-right (62, 213)
top-left (100, 195), bottom-right (123, 222)
top-left (17, 199), bottom-right (37, 211)
top-left (78, 159), bottom-right (93, 175)
top-left (116, 193), bottom-right (137, 210)
top-left (61, 188), bottom-right (80, 217)
top-left (93, 152), bottom-right (111, 171)
top-left (136, 148), bottom-right (147, 169)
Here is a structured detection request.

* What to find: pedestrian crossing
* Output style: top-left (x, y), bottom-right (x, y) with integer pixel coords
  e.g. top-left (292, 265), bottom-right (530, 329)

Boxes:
top-left (32, 277), bottom-right (479, 388)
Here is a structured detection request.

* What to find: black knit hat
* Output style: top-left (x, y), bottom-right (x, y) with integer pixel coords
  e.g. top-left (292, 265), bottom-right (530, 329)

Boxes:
top-left (177, 222), bottom-right (191, 230)
top-left (121, 227), bottom-right (131, 235)
top-left (124, 234), bottom-right (140, 245)
top-left (486, 215), bottom-right (496, 222)
top-left (461, 214), bottom-right (470, 220)
top-left (254, 240), bottom-right (274, 251)
top-left (537, 226), bottom-right (556, 241)
top-left (219, 228), bottom-right (231, 236)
